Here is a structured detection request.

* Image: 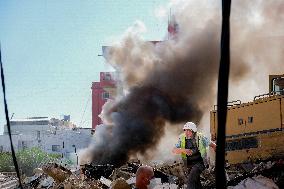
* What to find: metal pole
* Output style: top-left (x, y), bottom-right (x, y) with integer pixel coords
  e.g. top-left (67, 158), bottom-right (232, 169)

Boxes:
top-left (216, 0), bottom-right (231, 188)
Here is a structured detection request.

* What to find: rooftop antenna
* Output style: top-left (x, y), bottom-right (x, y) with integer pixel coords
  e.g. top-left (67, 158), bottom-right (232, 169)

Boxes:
top-left (168, 8), bottom-right (171, 40)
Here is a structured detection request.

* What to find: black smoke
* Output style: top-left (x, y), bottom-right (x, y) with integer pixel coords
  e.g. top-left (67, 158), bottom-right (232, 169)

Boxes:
top-left (77, 0), bottom-right (284, 167)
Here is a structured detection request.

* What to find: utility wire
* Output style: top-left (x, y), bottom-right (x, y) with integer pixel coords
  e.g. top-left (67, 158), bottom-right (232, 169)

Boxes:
top-left (0, 46), bottom-right (23, 188)
top-left (79, 92), bottom-right (91, 127)
top-left (216, 0), bottom-right (231, 188)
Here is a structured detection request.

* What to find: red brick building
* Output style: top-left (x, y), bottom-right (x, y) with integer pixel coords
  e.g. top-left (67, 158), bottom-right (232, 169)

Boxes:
top-left (92, 18), bottom-right (178, 129)
top-left (91, 72), bottom-right (116, 129)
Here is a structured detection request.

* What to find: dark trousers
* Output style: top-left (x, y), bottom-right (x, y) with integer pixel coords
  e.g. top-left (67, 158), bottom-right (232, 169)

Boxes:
top-left (186, 162), bottom-right (205, 189)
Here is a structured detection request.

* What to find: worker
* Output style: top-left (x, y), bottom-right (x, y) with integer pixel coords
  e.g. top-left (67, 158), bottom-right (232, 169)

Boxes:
top-left (134, 165), bottom-right (155, 189)
top-left (172, 122), bottom-right (216, 189)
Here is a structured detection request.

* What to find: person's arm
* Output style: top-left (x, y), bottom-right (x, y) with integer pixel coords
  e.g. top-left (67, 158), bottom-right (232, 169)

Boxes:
top-left (209, 141), bottom-right (216, 151)
top-left (201, 134), bottom-right (216, 151)
top-left (172, 147), bottom-right (184, 154)
top-left (172, 137), bottom-right (193, 155)
top-left (172, 148), bottom-right (193, 155)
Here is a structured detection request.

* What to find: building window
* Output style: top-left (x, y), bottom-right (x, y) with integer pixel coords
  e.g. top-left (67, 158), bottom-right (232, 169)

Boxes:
top-left (52, 145), bottom-right (61, 152)
top-left (105, 74), bottom-right (111, 81)
top-left (37, 131), bottom-right (40, 140)
top-left (238, 118), bottom-right (243, 125)
top-left (22, 141), bottom-right (28, 150)
top-left (102, 92), bottom-right (110, 100)
top-left (248, 116), bottom-right (253, 123)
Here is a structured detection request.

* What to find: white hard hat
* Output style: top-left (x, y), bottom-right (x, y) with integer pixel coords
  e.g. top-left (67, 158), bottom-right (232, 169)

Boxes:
top-left (183, 122), bottom-right (197, 132)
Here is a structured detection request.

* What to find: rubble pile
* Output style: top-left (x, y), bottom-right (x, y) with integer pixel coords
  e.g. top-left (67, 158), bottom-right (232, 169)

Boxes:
top-left (199, 159), bottom-right (283, 189)
top-left (153, 162), bottom-right (186, 187)
top-left (200, 168), bottom-right (216, 188)
top-left (0, 173), bottom-right (18, 189)
top-left (23, 174), bottom-right (45, 188)
top-left (110, 178), bottom-right (131, 189)
top-left (19, 159), bottom-right (283, 189)
top-left (82, 161), bottom-right (180, 188)
top-left (61, 175), bottom-right (107, 189)
top-left (227, 175), bottom-right (279, 189)
top-left (226, 160), bottom-right (284, 188)
top-left (82, 164), bottom-right (114, 180)
top-left (42, 163), bottom-right (72, 183)
top-left (22, 163), bottom-right (108, 189)
top-left (21, 161), bottom-right (182, 188)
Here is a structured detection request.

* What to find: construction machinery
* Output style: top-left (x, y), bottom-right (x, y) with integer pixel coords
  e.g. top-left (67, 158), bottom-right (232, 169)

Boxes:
top-left (210, 74), bottom-right (284, 164)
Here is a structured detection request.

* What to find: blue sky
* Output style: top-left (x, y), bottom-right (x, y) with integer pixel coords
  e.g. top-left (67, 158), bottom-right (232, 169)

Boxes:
top-left (0, 0), bottom-right (168, 133)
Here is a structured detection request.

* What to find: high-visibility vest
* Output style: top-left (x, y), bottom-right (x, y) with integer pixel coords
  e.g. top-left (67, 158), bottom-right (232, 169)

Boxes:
top-left (180, 132), bottom-right (207, 160)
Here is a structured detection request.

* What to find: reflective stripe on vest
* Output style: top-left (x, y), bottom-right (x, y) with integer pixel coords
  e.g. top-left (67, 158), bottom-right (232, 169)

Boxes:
top-left (180, 132), bottom-right (206, 160)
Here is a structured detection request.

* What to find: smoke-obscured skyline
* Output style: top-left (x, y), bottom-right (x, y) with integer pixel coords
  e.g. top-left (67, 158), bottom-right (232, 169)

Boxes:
top-left (77, 0), bottom-right (284, 166)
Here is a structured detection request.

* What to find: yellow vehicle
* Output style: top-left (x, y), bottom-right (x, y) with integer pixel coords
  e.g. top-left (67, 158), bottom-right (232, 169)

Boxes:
top-left (210, 74), bottom-right (284, 164)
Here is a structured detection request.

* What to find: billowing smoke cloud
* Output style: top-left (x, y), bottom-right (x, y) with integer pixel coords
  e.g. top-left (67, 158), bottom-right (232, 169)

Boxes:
top-left (82, 0), bottom-right (284, 166)
top-left (228, 0), bottom-right (284, 101)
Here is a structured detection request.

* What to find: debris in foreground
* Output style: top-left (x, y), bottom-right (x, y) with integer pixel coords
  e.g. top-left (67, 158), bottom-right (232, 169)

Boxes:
top-left (0, 172), bottom-right (18, 189)
top-left (19, 159), bottom-right (283, 189)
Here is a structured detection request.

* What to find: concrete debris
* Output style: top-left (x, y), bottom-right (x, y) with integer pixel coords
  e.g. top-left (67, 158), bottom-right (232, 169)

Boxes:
top-left (126, 176), bottom-right (135, 185)
top-left (62, 174), bottom-right (107, 189)
top-left (227, 175), bottom-right (279, 189)
top-left (239, 163), bottom-right (255, 173)
top-left (0, 173), bottom-right (18, 189)
top-left (110, 169), bottom-right (134, 181)
top-left (251, 161), bottom-right (275, 173)
top-left (100, 176), bottom-right (112, 187)
top-left (109, 166), bottom-right (135, 181)
top-left (227, 160), bottom-right (284, 188)
top-left (110, 178), bottom-right (131, 189)
top-left (42, 163), bottom-right (72, 183)
top-left (154, 161), bottom-right (186, 185)
top-left (17, 159), bottom-right (283, 189)
top-left (200, 168), bottom-right (216, 188)
top-left (23, 173), bottom-right (44, 188)
top-left (37, 176), bottom-right (55, 188)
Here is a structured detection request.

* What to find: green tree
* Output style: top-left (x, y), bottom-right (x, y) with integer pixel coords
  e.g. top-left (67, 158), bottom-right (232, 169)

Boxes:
top-left (17, 147), bottom-right (61, 176)
top-left (0, 147), bottom-right (61, 176)
top-left (0, 152), bottom-right (14, 172)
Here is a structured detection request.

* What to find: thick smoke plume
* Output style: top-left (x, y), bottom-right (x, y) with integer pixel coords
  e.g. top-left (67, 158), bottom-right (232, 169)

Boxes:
top-left (81, 0), bottom-right (284, 166)
top-left (228, 0), bottom-right (284, 101)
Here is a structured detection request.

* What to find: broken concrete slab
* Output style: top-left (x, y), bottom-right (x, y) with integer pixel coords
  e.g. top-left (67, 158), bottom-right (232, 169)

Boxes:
top-left (227, 175), bottom-right (279, 189)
